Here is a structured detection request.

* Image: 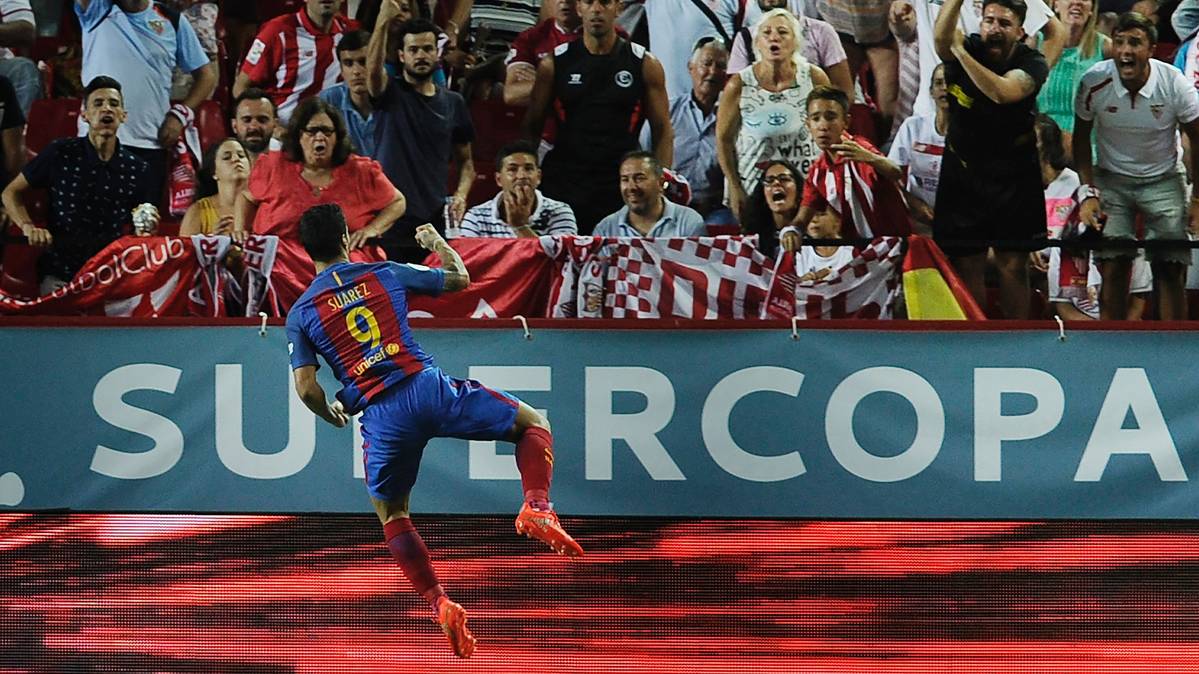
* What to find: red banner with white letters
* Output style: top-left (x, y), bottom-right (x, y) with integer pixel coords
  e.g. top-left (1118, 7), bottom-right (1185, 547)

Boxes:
top-left (0, 236), bottom-right (198, 316)
top-left (0, 235), bottom-right (282, 317)
top-left (0, 235), bottom-right (967, 319)
top-left (410, 237), bottom-right (556, 318)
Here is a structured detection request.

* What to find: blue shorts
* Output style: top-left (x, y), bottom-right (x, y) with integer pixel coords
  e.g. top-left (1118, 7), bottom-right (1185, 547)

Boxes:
top-left (359, 367), bottom-right (520, 502)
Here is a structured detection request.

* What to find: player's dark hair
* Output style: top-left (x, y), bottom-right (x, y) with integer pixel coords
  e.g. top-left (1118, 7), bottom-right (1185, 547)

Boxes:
top-left (982, 0), bottom-right (1028, 24)
top-left (496, 140), bottom-right (541, 168)
top-left (232, 87), bottom-right (277, 117)
top-left (196, 137), bottom-right (251, 199)
top-left (620, 150), bottom-right (664, 178)
top-left (300, 204), bottom-right (349, 262)
top-left (1035, 114), bottom-right (1069, 172)
top-left (806, 85), bottom-right (849, 116)
top-left (284, 98), bottom-right (354, 165)
top-left (336, 29), bottom-right (371, 55)
top-left (743, 159), bottom-right (802, 257)
top-left (396, 18), bottom-right (440, 44)
top-left (1113, 11), bottom-right (1157, 44)
top-left (84, 76), bottom-right (123, 104)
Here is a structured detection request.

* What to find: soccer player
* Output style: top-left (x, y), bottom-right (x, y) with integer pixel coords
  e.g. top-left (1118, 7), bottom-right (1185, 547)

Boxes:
top-left (285, 204), bottom-right (584, 659)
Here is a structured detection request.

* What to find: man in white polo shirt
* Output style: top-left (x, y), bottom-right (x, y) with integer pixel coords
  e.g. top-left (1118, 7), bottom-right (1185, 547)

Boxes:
top-left (1074, 12), bottom-right (1199, 321)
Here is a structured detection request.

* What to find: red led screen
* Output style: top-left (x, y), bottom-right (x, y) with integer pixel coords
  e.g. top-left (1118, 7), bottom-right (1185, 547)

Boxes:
top-left (2, 514), bottom-right (1198, 673)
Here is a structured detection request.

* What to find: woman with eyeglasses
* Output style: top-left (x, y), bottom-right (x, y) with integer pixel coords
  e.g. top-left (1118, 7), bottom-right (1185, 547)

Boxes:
top-left (742, 159), bottom-right (804, 256)
top-left (233, 97), bottom-right (407, 309)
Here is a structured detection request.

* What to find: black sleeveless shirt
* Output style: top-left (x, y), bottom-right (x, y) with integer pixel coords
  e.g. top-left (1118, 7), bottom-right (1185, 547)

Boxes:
top-left (544, 37), bottom-right (646, 175)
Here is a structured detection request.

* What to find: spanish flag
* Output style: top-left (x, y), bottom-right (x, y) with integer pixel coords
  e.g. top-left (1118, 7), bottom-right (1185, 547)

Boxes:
top-left (903, 235), bottom-right (986, 320)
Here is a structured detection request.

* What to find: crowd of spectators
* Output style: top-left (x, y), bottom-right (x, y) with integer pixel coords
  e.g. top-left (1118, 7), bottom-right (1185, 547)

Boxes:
top-left (0, 0), bottom-right (1197, 320)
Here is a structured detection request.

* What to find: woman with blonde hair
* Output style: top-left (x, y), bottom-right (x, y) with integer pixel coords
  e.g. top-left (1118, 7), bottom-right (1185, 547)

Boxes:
top-left (717, 8), bottom-right (830, 223)
top-left (1036, 0), bottom-right (1111, 156)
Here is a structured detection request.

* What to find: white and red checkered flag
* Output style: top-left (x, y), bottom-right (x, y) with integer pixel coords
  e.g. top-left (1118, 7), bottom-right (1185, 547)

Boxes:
top-left (780, 237), bottom-right (905, 319)
top-left (604, 237), bottom-right (774, 319)
top-left (543, 235), bottom-right (612, 318)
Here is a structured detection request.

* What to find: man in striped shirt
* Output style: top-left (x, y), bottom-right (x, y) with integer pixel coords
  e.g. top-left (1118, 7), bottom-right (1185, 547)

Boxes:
top-left (459, 140), bottom-right (577, 238)
top-left (234, 0), bottom-right (360, 124)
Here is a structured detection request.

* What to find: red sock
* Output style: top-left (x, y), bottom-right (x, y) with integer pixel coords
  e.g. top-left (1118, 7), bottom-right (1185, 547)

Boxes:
top-left (515, 426), bottom-right (554, 509)
top-left (383, 518), bottom-right (445, 611)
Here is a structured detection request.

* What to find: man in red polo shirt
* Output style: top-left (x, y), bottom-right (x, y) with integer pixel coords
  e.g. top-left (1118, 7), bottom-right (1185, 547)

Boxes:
top-left (234, 0), bottom-right (359, 124)
top-left (783, 85), bottom-right (911, 251)
top-left (503, 0), bottom-right (582, 107)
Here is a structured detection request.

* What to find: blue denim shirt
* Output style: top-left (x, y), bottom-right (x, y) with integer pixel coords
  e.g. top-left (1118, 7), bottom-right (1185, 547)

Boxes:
top-left (320, 83), bottom-right (378, 159)
top-left (593, 197), bottom-right (707, 237)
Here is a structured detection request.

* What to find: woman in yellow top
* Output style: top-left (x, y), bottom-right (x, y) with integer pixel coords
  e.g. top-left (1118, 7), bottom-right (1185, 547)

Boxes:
top-left (180, 137), bottom-right (251, 236)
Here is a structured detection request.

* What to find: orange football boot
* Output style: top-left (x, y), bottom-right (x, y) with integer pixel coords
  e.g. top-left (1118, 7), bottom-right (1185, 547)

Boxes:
top-left (515, 502), bottom-right (585, 558)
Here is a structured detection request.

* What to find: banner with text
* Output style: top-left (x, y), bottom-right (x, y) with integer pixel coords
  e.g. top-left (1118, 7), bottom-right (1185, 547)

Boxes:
top-left (1, 236), bottom-right (971, 319)
top-left (1, 326), bottom-right (1197, 517)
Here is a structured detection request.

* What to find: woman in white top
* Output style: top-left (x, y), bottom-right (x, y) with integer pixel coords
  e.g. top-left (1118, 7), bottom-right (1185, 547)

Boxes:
top-left (716, 8), bottom-right (829, 223)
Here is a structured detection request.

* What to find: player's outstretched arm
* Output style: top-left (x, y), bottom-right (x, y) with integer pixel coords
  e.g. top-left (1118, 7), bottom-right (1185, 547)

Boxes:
top-left (293, 366), bottom-right (350, 428)
top-left (415, 223), bottom-right (471, 292)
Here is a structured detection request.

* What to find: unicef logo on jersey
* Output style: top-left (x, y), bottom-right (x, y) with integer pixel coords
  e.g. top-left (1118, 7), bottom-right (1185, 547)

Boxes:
top-left (614, 70), bottom-right (634, 88)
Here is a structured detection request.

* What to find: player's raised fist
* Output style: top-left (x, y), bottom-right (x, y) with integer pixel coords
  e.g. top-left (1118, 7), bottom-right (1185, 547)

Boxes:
top-left (415, 224), bottom-right (444, 250)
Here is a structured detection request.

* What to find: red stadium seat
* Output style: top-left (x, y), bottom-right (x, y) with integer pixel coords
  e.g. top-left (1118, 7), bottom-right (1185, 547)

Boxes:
top-left (257, 0), bottom-right (306, 21)
top-left (465, 161), bottom-right (499, 206)
top-left (195, 99), bottom-right (229, 151)
top-left (212, 10), bottom-right (233, 113)
top-left (469, 97), bottom-right (524, 164)
top-left (25, 97), bottom-right (80, 155)
top-left (706, 224), bottom-right (740, 236)
top-left (1, 223), bottom-right (41, 299)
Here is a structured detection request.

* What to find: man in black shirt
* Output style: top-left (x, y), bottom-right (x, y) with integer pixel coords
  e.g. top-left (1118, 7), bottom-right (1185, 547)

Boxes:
top-left (367, 10), bottom-right (475, 263)
top-left (522, 0), bottom-right (673, 234)
top-left (2, 76), bottom-right (154, 294)
top-left (933, 0), bottom-right (1049, 319)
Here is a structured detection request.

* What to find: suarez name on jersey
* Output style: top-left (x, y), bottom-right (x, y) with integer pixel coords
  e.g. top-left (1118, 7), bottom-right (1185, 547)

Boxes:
top-left (285, 261), bottom-right (445, 413)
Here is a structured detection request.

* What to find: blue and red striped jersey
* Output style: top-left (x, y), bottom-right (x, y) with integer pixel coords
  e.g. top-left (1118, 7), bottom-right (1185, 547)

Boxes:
top-left (285, 261), bottom-right (445, 413)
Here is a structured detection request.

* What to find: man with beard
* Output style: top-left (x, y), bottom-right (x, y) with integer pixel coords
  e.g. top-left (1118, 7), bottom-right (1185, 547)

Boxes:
top-left (593, 151), bottom-right (705, 237)
top-left (235, 0), bottom-right (359, 125)
top-left (640, 37), bottom-right (730, 218)
top-left (320, 30), bottom-right (378, 157)
top-left (368, 6), bottom-right (475, 262)
top-left (1074, 12), bottom-right (1199, 320)
top-left (230, 88), bottom-right (279, 162)
top-left (933, 0), bottom-right (1049, 319)
top-left (459, 140), bottom-right (577, 237)
top-left (524, 0), bottom-right (672, 234)
top-left (2, 76), bottom-right (156, 295)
